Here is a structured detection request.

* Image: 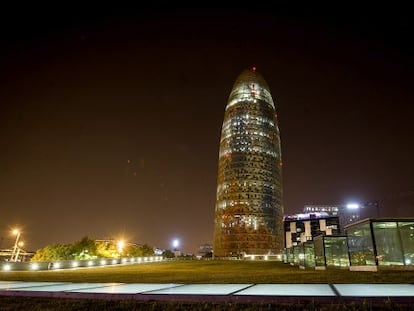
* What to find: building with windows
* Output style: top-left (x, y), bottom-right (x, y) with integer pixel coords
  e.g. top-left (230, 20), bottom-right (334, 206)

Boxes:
top-left (196, 244), bottom-right (213, 259)
top-left (303, 205), bottom-right (339, 216)
top-left (283, 212), bottom-right (340, 249)
top-left (213, 68), bottom-right (283, 257)
top-left (303, 204), bottom-right (363, 232)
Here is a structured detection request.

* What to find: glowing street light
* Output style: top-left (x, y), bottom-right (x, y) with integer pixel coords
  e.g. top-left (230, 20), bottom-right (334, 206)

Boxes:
top-left (172, 239), bottom-right (180, 250)
top-left (346, 203), bottom-right (360, 210)
top-left (172, 238), bottom-right (181, 258)
top-left (117, 240), bottom-right (125, 254)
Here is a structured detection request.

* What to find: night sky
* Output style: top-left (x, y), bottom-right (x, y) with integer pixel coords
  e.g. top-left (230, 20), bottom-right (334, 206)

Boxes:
top-left (1, 5), bottom-right (413, 253)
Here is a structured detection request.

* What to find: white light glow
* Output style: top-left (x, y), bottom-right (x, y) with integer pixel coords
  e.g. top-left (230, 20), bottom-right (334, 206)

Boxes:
top-left (347, 203), bottom-right (360, 210)
top-left (53, 262), bottom-right (60, 269)
top-left (31, 263), bottom-right (39, 270)
top-left (72, 262), bottom-right (79, 268)
top-left (117, 240), bottom-right (125, 253)
top-left (100, 259), bottom-right (106, 265)
top-left (172, 239), bottom-right (180, 249)
top-left (88, 260), bottom-right (94, 266)
top-left (3, 264), bottom-right (11, 271)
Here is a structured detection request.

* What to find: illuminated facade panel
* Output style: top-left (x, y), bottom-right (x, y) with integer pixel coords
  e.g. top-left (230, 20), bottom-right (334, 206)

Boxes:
top-left (213, 68), bottom-right (283, 257)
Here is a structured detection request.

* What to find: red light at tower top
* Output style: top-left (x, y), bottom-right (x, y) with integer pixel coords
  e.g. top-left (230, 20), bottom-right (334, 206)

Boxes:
top-left (252, 66), bottom-right (256, 72)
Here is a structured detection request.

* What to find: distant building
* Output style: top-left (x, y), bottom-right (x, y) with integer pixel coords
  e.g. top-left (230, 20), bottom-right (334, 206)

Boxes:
top-left (303, 205), bottom-right (339, 216)
top-left (153, 248), bottom-right (164, 256)
top-left (214, 68), bottom-right (283, 257)
top-left (283, 212), bottom-right (340, 248)
top-left (197, 244), bottom-right (213, 258)
top-left (303, 204), bottom-right (363, 232)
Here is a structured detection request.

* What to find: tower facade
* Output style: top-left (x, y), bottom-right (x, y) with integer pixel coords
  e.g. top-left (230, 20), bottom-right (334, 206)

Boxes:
top-left (214, 68), bottom-right (283, 257)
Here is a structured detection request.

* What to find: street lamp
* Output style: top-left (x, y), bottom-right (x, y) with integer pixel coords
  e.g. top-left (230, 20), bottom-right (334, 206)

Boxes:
top-left (347, 201), bottom-right (380, 218)
top-left (117, 240), bottom-right (125, 255)
top-left (15, 241), bottom-right (24, 262)
top-left (172, 238), bottom-right (181, 258)
top-left (344, 203), bottom-right (362, 225)
top-left (10, 229), bottom-right (21, 262)
top-left (172, 239), bottom-right (179, 251)
top-left (346, 203), bottom-right (360, 210)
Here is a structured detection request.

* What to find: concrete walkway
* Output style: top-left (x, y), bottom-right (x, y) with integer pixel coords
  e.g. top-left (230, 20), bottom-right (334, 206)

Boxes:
top-left (0, 281), bottom-right (413, 304)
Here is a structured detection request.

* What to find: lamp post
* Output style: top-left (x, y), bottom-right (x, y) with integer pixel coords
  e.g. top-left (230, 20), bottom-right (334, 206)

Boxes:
top-left (117, 240), bottom-right (125, 256)
top-left (172, 239), bottom-right (180, 257)
top-left (345, 200), bottom-right (380, 223)
top-left (15, 241), bottom-right (24, 262)
top-left (345, 203), bottom-right (361, 226)
top-left (10, 229), bottom-right (21, 262)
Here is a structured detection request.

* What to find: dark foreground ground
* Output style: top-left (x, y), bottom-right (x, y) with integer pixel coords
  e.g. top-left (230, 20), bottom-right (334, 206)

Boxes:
top-left (0, 296), bottom-right (413, 311)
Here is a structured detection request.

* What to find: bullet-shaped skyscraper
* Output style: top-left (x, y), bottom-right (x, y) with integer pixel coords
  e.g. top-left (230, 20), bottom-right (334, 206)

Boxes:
top-left (214, 68), bottom-right (283, 257)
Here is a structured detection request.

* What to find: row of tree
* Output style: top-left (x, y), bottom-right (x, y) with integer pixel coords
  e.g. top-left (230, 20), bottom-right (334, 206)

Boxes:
top-left (31, 237), bottom-right (154, 262)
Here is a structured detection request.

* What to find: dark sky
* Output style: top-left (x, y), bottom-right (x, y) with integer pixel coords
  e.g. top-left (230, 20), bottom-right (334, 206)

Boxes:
top-left (1, 5), bottom-right (413, 253)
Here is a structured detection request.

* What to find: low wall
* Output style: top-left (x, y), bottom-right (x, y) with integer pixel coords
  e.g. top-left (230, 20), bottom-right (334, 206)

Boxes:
top-left (1, 256), bottom-right (163, 271)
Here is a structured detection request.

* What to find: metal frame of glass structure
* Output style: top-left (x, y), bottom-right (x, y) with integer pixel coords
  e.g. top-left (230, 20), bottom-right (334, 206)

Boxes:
top-left (213, 69), bottom-right (283, 257)
top-left (346, 218), bottom-right (414, 270)
top-left (314, 235), bottom-right (349, 269)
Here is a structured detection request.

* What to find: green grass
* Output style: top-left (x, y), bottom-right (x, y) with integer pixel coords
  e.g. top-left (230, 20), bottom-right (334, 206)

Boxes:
top-left (1, 260), bottom-right (414, 284)
top-left (1, 261), bottom-right (413, 310)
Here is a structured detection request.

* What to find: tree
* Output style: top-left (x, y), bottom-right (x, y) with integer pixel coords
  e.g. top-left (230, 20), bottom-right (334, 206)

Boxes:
top-left (140, 243), bottom-right (154, 256)
top-left (124, 244), bottom-right (142, 257)
top-left (72, 236), bottom-right (97, 259)
top-left (95, 240), bottom-right (118, 258)
top-left (162, 249), bottom-right (175, 258)
top-left (31, 237), bottom-right (156, 261)
top-left (31, 244), bottom-right (73, 261)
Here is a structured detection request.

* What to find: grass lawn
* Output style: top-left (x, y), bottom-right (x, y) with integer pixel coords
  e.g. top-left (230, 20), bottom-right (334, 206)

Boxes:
top-left (1, 260), bottom-right (414, 284)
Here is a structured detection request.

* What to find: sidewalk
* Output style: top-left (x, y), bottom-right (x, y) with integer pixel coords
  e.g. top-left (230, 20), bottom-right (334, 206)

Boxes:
top-left (0, 281), bottom-right (413, 305)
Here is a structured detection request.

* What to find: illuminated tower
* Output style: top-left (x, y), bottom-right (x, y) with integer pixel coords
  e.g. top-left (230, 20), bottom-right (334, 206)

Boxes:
top-left (214, 68), bottom-right (283, 257)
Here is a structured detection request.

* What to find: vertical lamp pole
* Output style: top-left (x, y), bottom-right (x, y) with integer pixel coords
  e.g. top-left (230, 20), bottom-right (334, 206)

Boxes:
top-left (15, 242), bottom-right (24, 262)
top-left (117, 240), bottom-right (125, 257)
top-left (10, 229), bottom-right (21, 262)
top-left (172, 239), bottom-right (180, 258)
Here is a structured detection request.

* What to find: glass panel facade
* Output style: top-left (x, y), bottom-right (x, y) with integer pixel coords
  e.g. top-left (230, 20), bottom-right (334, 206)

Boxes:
top-left (373, 221), bottom-right (404, 266)
top-left (304, 242), bottom-right (315, 268)
top-left (293, 246), bottom-right (300, 266)
top-left (214, 69), bottom-right (283, 256)
top-left (324, 236), bottom-right (349, 268)
top-left (398, 221), bottom-right (414, 265)
top-left (346, 222), bottom-right (376, 266)
top-left (298, 244), bottom-right (305, 267)
top-left (313, 236), bottom-right (325, 267)
top-left (285, 247), bottom-right (293, 264)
